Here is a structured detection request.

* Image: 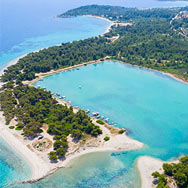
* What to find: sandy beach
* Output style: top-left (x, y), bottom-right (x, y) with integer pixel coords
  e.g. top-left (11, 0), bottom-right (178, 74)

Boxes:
top-left (0, 107), bottom-right (143, 185)
top-left (137, 156), bottom-right (179, 188)
top-left (83, 15), bottom-right (114, 35)
top-left (0, 15), bottom-right (187, 186)
top-left (137, 156), bottom-right (164, 188)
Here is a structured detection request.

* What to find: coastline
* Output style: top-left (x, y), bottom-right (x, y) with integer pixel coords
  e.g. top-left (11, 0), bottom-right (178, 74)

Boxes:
top-left (22, 56), bottom-right (188, 87)
top-left (83, 15), bottom-right (114, 35)
top-left (137, 156), bottom-right (164, 188)
top-left (0, 108), bottom-right (143, 185)
top-left (137, 156), bottom-right (179, 188)
top-left (0, 15), bottom-right (188, 187)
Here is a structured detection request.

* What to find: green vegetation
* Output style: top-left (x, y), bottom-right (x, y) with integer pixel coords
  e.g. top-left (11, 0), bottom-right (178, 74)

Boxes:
top-left (59, 5), bottom-right (177, 21)
top-left (152, 156), bottom-right (188, 188)
top-left (119, 129), bottom-right (126, 134)
top-left (1, 5), bottom-right (188, 86)
top-left (96, 119), bottom-right (105, 125)
top-left (49, 151), bottom-right (58, 161)
top-left (1, 5), bottom-right (188, 161)
top-left (104, 136), bottom-right (110, 141)
top-left (9, 126), bottom-right (15, 129)
top-left (0, 84), bottom-right (102, 160)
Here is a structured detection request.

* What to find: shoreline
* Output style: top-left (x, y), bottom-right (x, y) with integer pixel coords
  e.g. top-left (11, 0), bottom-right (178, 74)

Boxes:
top-left (137, 156), bottom-right (179, 188)
top-left (22, 57), bottom-right (188, 87)
top-left (82, 15), bottom-right (115, 35)
top-left (137, 156), bottom-right (164, 188)
top-left (0, 15), bottom-right (188, 187)
top-left (0, 108), bottom-right (143, 185)
top-left (0, 15), bottom-right (113, 80)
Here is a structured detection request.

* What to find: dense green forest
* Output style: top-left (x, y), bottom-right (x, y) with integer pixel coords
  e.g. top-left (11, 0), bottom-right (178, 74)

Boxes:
top-left (1, 5), bottom-right (188, 160)
top-left (152, 156), bottom-right (188, 188)
top-left (0, 84), bottom-right (102, 160)
top-left (59, 5), bottom-right (178, 21)
top-left (1, 5), bottom-right (188, 86)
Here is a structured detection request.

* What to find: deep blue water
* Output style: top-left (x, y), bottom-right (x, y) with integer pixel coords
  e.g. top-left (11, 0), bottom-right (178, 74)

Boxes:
top-left (2, 0), bottom-right (188, 187)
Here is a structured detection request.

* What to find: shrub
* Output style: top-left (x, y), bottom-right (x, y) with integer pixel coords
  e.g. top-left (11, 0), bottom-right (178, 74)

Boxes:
top-left (15, 123), bottom-right (24, 130)
top-left (119, 129), bottom-right (125, 134)
top-left (96, 120), bottom-right (105, 125)
top-left (49, 151), bottom-right (57, 161)
top-left (9, 126), bottom-right (15, 129)
top-left (104, 136), bottom-right (110, 141)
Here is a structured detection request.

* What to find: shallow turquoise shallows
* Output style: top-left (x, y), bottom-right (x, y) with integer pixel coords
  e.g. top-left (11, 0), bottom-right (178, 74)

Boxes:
top-left (0, 16), bottom-right (110, 71)
top-left (0, 138), bottom-right (31, 188)
top-left (30, 61), bottom-right (188, 187)
top-left (3, 0), bottom-right (188, 187)
top-left (0, 16), bottom-right (110, 187)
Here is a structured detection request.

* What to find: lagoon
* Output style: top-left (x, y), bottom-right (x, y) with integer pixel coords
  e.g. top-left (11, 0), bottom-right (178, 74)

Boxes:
top-left (0, 12), bottom-right (110, 188)
top-left (31, 61), bottom-right (188, 187)
top-left (2, 0), bottom-right (188, 187)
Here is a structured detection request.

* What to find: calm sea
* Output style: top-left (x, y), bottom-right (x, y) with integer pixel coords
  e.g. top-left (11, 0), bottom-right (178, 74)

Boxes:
top-left (31, 61), bottom-right (188, 187)
top-left (1, 0), bottom-right (188, 187)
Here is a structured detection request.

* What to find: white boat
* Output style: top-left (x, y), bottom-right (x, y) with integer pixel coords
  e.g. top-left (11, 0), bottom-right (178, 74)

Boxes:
top-left (85, 109), bottom-right (90, 113)
top-left (92, 112), bottom-right (99, 116)
top-left (105, 118), bottom-right (109, 122)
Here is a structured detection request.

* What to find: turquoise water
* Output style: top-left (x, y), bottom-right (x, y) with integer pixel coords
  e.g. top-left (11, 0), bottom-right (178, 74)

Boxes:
top-left (32, 61), bottom-right (188, 187)
top-left (2, 0), bottom-right (188, 187)
top-left (0, 16), bottom-right (110, 70)
top-left (0, 138), bottom-right (31, 187)
top-left (0, 6), bottom-right (110, 187)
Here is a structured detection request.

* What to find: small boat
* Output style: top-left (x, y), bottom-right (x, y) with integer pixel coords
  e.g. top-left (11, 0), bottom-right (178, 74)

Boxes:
top-left (56, 93), bottom-right (60, 96)
top-left (74, 106), bottom-right (79, 109)
top-left (78, 85), bottom-right (82, 89)
top-left (85, 109), bottom-right (90, 113)
top-left (92, 112), bottom-right (99, 116)
top-left (100, 116), bottom-right (104, 120)
top-left (96, 115), bottom-right (101, 119)
top-left (37, 85), bottom-right (40, 88)
top-left (76, 68), bottom-right (80, 70)
top-left (105, 118), bottom-right (109, 122)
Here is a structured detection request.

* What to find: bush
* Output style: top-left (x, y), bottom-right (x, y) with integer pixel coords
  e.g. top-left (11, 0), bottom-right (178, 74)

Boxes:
top-left (104, 136), bottom-right (110, 141)
top-left (49, 151), bottom-right (57, 161)
top-left (9, 126), bottom-right (15, 129)
top-left (56, 148), bottom-right (66, 158)
top-left (15, 123), bottom-right (24, 130)
top-left (96, 120), bottom-right (105, 125)
top-left (119, 129), bottom-right (125, 134)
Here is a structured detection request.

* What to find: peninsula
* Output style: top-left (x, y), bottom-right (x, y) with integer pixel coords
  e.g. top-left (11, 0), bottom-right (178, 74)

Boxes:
top-left (1, 4), bottom-right (188, 186)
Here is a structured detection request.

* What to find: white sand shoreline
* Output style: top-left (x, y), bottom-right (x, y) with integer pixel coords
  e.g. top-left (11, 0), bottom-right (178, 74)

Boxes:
top-left (0, 15), bottom-right (188, 186)
top-left (137, 156), bottom-right (164, 188)
top-left (0, 109), bottom-right (143, 185)
top-left (137, 156), bottom-right (179, 188)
